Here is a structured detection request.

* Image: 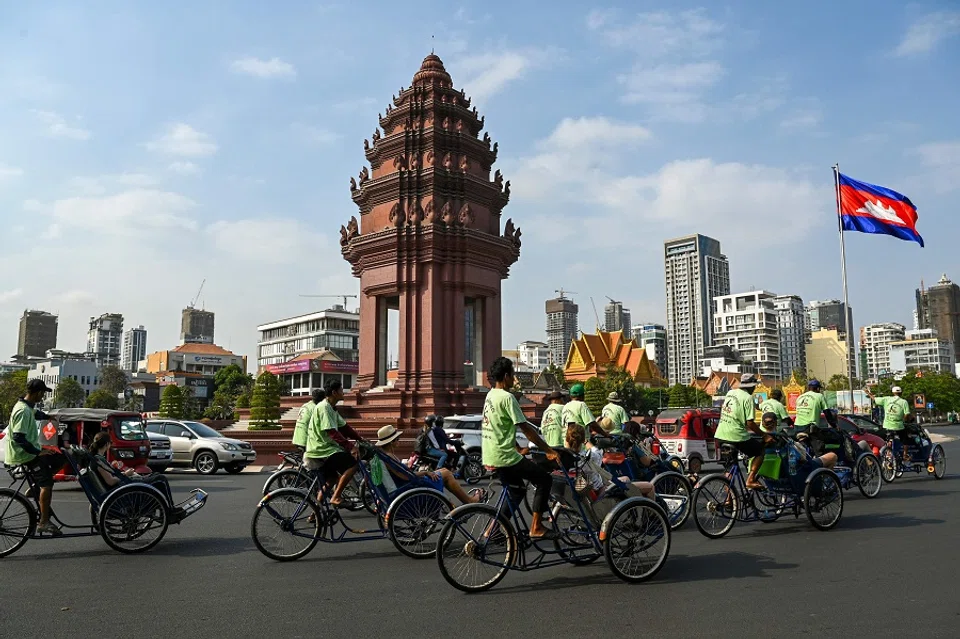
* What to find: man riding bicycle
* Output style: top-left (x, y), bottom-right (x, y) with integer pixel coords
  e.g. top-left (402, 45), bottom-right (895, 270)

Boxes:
top-left (483, 357), bottom-right (559, 540)
top-left (540, 391), bottom-right (566, 448)
top-left (600, 392), bottom-right (630, 435)
top-left (304, 379), bottom-right (364, 509)
top-left (759, 388), bottom-right (792, 432)
top-left (794, 379), bottom-right (840, 456)
top-left (866, 385), bottom-right (916, 452)
top-left (562, 383), bottom-right (608, 438)
top-left (714, 373), bottom-right (769, 489)
top-left (292, 388), bottom-right (325, 452)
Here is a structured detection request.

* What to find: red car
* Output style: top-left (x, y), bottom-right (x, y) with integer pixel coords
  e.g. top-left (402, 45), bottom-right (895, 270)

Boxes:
top-left (835, 414), bottom-right (886, 455)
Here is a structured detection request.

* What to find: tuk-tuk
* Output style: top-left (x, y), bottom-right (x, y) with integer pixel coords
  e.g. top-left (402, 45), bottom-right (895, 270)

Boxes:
top-left (654, 407), bottom-right (721, 475)
top-left (42, 409), bottom-right (151, 480)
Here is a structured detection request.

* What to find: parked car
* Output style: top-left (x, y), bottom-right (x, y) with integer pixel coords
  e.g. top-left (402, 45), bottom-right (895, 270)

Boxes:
top-left (146, 430), bottom-right (174, 473)
top-left (442, 414), bottom-right (531, 460)
top-left (145, 420), bottom-right (256, 475)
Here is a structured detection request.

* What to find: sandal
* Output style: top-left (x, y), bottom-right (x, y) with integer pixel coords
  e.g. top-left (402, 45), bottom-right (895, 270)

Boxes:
top-left (467, 487), bottom-right (489, 503)
top-left (529, 528), bottom-right (560, 541)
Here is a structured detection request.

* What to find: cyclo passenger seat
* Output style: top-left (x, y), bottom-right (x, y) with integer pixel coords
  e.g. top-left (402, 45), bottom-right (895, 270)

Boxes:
top-left (719, 443), bottom-right (739, 466)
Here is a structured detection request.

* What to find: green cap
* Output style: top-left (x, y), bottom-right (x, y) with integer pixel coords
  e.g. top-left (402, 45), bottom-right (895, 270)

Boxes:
top-left (570, 383), bottom-right (585, 397)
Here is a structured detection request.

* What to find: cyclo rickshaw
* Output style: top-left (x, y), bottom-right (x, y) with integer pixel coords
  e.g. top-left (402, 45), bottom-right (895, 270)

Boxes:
top-left (879, 425), bottom-right (946, 482)
top-left (251, 440), bottom-right (457, 561)
top-left (782, 419), bottom-right (883, 500)
top-left (692, 432), bottom-right (844, 538)
top-left (435, 447), bottom-right (671, 592)
top-left (0, 419), bottom-right (207, 557)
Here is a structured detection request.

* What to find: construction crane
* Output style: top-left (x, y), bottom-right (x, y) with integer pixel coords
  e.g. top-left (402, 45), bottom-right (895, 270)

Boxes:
top-left (589, 297), bottom-right (602, 332)
top-left (188, 279), bottom-right (206, 309)
top-left (299, 294), bottom-right (359, 309)
top-left (555, 288), bottom-right (577, 300)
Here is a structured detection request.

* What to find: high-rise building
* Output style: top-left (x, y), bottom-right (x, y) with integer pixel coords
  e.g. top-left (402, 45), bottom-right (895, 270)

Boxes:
top-left (181, 308), bottom-right (215, 345)
top-left (632, 323), bottom-right (668, 380)
top-left (546, 294), bottom-right (579, 367)
top-left (712, 291), bottom-right (781, 381)
top-left (806, 299), bottom-right (856, 376)
top-left (17, 310), bottom-right (58, 358)
top-left (774, 295), bottom-right (806, 380)
top-left (603, 300), bottom-right (631, 333)
top-left (889, 328), bottom-right (956, 374)
top-left (87, 313), bottom-right (124, 367)
top-left (121, 326), bottom-right (148, 372)
top-left (916, 274), bottom-right (960, 363)
top-left (860, 322), bottom-right (906, 380)
top-left (806, 329), bottom-right (855, 382)
top-left (516, 341), bottom-right (552, 372)
top-left (664, 234), bottom-right (730, 386)
top-left (256, 305), bottom-right (360, 371)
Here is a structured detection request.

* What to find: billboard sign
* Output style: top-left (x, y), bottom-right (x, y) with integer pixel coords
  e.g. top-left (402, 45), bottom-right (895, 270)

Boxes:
top-left (265, 360), bottom-right (311, 375)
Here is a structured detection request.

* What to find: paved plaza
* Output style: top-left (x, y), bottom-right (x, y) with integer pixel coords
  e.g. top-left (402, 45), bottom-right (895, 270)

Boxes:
top-left (3, 432), bottom-right (959, 639)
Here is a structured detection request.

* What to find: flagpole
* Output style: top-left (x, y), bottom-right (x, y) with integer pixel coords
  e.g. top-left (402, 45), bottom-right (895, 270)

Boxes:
top-left (834, 164), bottom-right (857, 409)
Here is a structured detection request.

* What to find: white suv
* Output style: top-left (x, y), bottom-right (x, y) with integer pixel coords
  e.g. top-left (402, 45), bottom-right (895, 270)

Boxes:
top-left (442, 414), bottom-right (531, 458)
top-left (145, 420), bottom-right (256, 475)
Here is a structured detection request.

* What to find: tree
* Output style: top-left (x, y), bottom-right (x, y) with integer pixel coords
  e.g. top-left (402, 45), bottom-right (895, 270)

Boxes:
top-left (122, 393), bottom-right (144, 413)
top-left (52, 377), bottom-right (86, 408)
top-left (85, 388), bottom-right (119, 410)
top-left (214, 364), bottom-right (254, 399)
top-left (249, 372), bottom-right (282, 430)
top-left (159, 384), bottom-right (185, 419)
top-left (689, 387), bottom-right (713, 407)
top-left (826, 374), bottom-right (849, 391)
top-left (99, 365), bottom-right (129, 396)
top-left (583, 377), bottom-right (606, 415)
top-left (0, 370), bottom-right (29, 423)
top-left (204, 389), bottom-right (236, 420)
top-left (544, 364), bottom-right (565, 388)
top-left (791, 369), bottom-right (808, 385)
top-left (235, 391), bottom-right (251, 409)
top-left (668, 384), bottom-right (690, 408)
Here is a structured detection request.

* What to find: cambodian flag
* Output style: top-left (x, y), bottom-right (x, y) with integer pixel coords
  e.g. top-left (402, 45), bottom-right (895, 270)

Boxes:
top-left (838, 173), bottom-right (923, 247)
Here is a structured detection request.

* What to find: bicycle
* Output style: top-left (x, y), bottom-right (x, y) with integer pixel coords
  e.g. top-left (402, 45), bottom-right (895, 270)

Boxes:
top-left (262, 452), bottom-right (376, 514)
top-left (251, 442), bottom-right (452, 561)
top-left (692, 434), bottom-right (843, 538)
top-left (879, 428), bottom-right (946, 483)
top-left (435, 448), bottom-right (671, 592)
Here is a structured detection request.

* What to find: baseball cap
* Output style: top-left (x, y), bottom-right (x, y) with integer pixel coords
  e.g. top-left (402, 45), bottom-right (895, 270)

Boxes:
top-left (570, 383), bottom-right (585, 396)
top-left (892, 386), bottom-right (902, 394)
top-left (27, 379), bottom-right (52, 394)
top-left (808, 379), bottom-right (822, 389)
top-left (547, 390), bottom-right (564, 400)
top-left (739, 373), bottom-right (759, 388)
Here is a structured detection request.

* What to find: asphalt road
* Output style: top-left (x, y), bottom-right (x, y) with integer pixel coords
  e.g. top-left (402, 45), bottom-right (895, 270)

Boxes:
top-left (3, 433), bottom-right (959, 639)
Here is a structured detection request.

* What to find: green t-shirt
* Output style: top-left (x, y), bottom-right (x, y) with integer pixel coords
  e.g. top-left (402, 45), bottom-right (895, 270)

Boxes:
top-left (601, 403), bottom-right (629, 435)
top-left (5, 399), bottom-right (40, 466)
top-left (795, 391), bottom-right (828, 428)
top-left (875, 396), bottom-right (911, 431)
top-left (305, 399), bottom-right (347, 460)
top-left (481, 388), bottom-right (526, 468)
top-left (540, 403), bottom-right (565, 448)
top-left (758, 398), bottom-right (789, 432)
top-left (562, 399), bottom-right (595, 429)
top-left (714, 389), bottom-right (755, 442)
top-left (291, 401), bottom-right (316, 448)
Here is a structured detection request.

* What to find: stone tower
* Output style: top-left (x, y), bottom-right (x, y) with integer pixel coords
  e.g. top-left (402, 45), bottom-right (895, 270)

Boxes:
top-left (340, 54), bottom-right (520, 423)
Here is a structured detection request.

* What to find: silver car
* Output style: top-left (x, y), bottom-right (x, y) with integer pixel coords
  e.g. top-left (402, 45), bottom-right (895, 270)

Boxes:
top-left (442, 414), bottom-right (531, 458)
top-left (146, 430), bottom-right (174, 472)
top-left (145, 420), bottom-right (256, 475)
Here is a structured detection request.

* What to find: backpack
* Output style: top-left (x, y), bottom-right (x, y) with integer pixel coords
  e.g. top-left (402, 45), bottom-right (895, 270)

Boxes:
top-left (414, 430), bottom-right (430, 456)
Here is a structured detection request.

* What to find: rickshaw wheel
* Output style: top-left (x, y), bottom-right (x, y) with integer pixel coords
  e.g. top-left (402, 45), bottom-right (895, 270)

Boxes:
top-left (931, 445), bottom-right (946, 479)
top-left (652, 472), bottom-right (692, 530)
top-left (855, 454), bottom-right (882, 498)
top-left (551, 502), bottom-right (602, 566)
top-left (604, 499), bottom-right (671, 584)
top-left (878, 446), bottom-right (897, 483)
top-left (436, 504), bottom-right (516, 593)
top-left (0, 489), bottom-right (36, 558)
top-left (692, 477), bottom-right (738, 539)
top-left (387, 488), bottom-right (452, 559)
top-left (804, 472), bottom-right (843, 531)
top-left (262, 469), bottom-right (312, 496)
top-left (99, 486), bottom-right (169, 554)
top-left (251, 488), bottom-right (321, 561)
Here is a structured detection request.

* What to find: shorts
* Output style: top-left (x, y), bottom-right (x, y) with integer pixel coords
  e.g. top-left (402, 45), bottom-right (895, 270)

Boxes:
top-left (304, 451), bottom-right (356, 479)
top-left (401, 474), bottom-right (444, 493)
top-left (24, 454), bottom-right (66, 489)
top-left (717, 438), bottom-right (765, 459)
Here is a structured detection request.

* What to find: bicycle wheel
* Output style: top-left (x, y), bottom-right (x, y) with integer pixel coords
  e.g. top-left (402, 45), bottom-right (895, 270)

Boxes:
top-left (804, 472), bottom-right (843, 531)
top-left (692, 476), bottom-right (738, 539)
top-left (251, 488), bottom-right (321, 561)
top-left (262, 469), bottom-right (312, 495)
top-left (358, 477), bottom-right (378, 515)
top-left (855, 453), bottom-right (882, 498)
top-left (387, 489), bottom-right (452, 559)
top-left (551, 502), bottom-right (602, 566)
top-left (931, 444), bottom-right (946, 479)
top-left (651, 472), bottom-right (692, 530)
top-left (463, 456), bottom-right (484, 485)
top-left (0, 489), bottom-right (36, 558)
top-left (436, 504), bottom-right (516, 593)
top-left (752, 489), bottom-right (786, 523)
top-left (879, 446), bottom-right (897, 483)
top-left (99, 485), bottom-right (169, 554)
top-left (604, 499), bottom-right (671, 584)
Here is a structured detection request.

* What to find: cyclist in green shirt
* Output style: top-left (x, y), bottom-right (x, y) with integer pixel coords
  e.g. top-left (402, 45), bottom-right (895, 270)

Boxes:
top-left (867, 386), bottom-right (917, 449)
top-left (600, 392), bottom-right (630, 435)
top-left (758, 389), bottom-right (792, 432)
top-left (539, 391), bottom-right (566, 448)
top-left (292, 388), bottom-right (324, 451)
top-left (794, 380), bottom-right (840, 456)
top-left (714, 373), bottom-right (769, 489)
top-left (562, 384), bottom-right (608, 437)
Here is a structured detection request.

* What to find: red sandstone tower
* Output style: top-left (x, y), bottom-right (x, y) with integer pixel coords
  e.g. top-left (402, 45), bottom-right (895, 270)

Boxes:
top-left (339, 54), bottom-right (520, 424)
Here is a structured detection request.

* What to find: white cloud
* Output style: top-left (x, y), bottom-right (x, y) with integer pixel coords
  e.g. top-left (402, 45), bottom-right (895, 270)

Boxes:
top-left (589, 8), bottom-right (724, 57)
top-left (23, 199), bottom-right (42, 211)
top-left (0, 164), bottom-right (24, 180)
top-left (894, 11), bottom-right (960, 56)
top-left (453, 49), bottom-right (549, 103)
top-left (780, 102), bottom-right (823, 130)
top-left (66, 173), bottom-right (158, 196)
top-left (147, 123), bottom-right (218, 157)
top-left (0, 289), bottom-right (23, 305)
top-left (168, 161), bottom-right (201, 176)
top-left (61, 290), bottom-right (96, 306)
top-left (618, 61), bottom-right (723, 121)
top-left (293, 123), bottom-right (341, 145)
top-left (206, 218), bottom-right (326, 265)
top-left (230, 56), bottom-right (297, 78)
top-left (331, 97), bottom-right (378, 113)
top-left (542, 116), bottom-right (651, 149)
top-left (913, 140), bottom-right (960, 193)
top-left (32, 110), bottom-right (91, 140)
top-left (52, 189), bottom-right (197, 235)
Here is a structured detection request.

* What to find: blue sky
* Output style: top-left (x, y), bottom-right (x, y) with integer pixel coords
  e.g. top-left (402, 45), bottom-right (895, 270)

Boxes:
top-left (1, 1), bottom-right (958, 367)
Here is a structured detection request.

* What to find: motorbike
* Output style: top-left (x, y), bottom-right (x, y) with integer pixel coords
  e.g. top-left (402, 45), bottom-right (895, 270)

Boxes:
top-left (406, 435), bottom-right (483, 484)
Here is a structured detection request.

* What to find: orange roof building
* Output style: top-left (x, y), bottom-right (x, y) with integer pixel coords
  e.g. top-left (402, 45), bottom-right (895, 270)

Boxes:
top-left (563, 330), bottom-right (665, 387)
